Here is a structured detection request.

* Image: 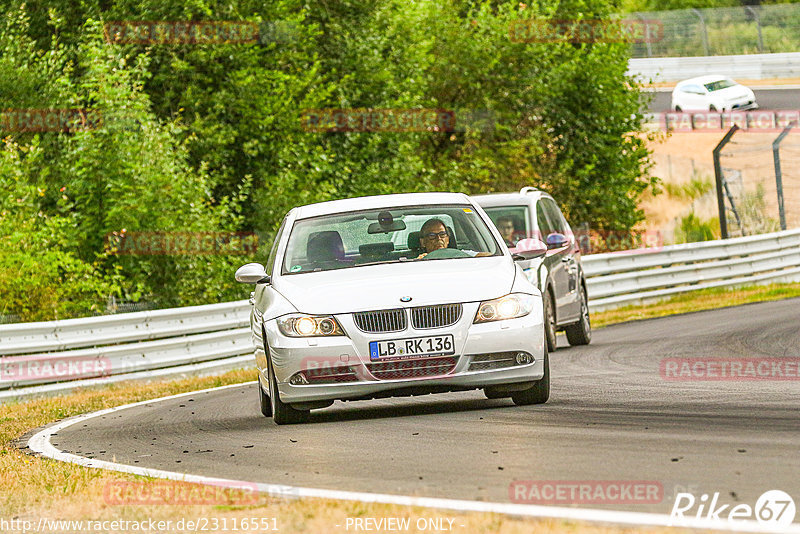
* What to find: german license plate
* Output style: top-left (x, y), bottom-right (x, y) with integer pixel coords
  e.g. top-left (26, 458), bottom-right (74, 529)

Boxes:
top-left (369, 334), bottom-right (455, 361)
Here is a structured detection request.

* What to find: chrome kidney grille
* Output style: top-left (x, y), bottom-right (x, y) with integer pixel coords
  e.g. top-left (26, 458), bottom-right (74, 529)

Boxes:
top-left (411, 303), bottom-right (462, 329)
top-left (353, 308), bottom-right (407, 333)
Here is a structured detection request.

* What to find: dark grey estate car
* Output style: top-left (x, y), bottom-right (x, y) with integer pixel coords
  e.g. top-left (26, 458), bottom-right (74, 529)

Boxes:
top-left (473, 187), bottom-right (591, 351)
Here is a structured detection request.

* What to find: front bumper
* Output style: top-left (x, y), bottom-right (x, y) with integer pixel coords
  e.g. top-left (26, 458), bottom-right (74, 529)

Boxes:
top-left (258, 301), bottom-right (545, 404)
top-left (730, 100), bottom-right (758, 111)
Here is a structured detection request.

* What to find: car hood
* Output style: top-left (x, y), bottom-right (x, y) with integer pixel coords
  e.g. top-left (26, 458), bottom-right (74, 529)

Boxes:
top-left (714, 85), bottom-right (752, 101)
top-left (274, 256), bottom-right (517, 314)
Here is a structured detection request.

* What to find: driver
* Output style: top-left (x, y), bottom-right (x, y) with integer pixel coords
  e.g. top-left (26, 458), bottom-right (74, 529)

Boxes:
top-left (417, 218), bottom-right (490, 259)
top-left (496, 215), bottom-right (516, 247)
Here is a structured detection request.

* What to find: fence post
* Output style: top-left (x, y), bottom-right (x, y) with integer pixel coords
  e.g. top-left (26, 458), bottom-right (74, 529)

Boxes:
top-left (691, 8), bottom-right (710, 56)
top-left (713, 125), bottom-right (739, 239)
top-left (772, 122), bottom-right (796, 231)
top-left (745, 6), bottom-right (764, 53)
top-left (634, 12), bottom-right (653, 57)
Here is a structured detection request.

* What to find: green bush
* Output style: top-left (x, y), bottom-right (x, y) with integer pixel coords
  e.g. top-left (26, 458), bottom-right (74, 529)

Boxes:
top-left (674, 212), bottom-right (719, 244)
top-left (0, 0), bottom-right (656, 321)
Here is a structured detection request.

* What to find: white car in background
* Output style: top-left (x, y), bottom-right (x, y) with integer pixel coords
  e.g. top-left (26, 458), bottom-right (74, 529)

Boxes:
top-left (671, 75), bottom-right (757, 112)
top-left (235, 192), bottom-right (549, 424)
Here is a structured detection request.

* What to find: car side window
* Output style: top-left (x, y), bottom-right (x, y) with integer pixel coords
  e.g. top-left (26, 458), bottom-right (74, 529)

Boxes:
top-left (535, 202), bottom-right (553, 241)
top-left (540, 198), bottom-right (571, 235)
top-left (683, 84), bottom-right (704, 95)
top-left (265, 218), bottom-right (287, 277)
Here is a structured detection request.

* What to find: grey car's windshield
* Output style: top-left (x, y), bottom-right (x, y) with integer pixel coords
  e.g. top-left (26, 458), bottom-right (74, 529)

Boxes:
top-left (704, 79), bottom-right (737, 92)
top-left (282, 204), bottom-right (501, 274)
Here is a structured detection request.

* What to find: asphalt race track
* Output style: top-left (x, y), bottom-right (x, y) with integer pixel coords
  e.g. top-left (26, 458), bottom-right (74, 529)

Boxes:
top-left (43, 298), bottom-right (800, 518)
top-left (647, 88), bottom-right (798, 112)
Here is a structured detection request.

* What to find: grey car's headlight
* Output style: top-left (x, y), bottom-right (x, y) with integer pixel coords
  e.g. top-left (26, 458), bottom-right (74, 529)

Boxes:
top-left (276, 314), bottom-right (344, 337)
top-left (474, 293), bottom-right (535, 323)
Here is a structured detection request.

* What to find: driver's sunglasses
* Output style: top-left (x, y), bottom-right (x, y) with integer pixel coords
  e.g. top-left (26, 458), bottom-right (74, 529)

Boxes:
top-left (424, 231), bottom-right (448, 240)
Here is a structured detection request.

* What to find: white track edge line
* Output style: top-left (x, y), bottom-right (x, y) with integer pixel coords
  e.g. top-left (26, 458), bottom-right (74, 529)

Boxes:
top-left (26, 382), bottom-right (799, 534)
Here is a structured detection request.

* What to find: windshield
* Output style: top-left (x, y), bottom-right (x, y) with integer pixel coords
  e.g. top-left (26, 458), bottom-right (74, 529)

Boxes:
top-left (281, 204), bottom-right (502, 274)
top-left (482, 206), bottom-right (532, 247)
top-left (704, 79), bottom-right (737, 92)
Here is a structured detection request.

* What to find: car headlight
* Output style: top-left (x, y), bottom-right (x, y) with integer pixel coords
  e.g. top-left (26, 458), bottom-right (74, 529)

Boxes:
top-left (474, 293), bottom-right (535, 323)
top-left (276, 314), bottom-right (344, 337)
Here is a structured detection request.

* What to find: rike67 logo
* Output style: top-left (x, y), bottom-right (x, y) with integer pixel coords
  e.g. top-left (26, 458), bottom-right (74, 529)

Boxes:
top-left (670, 490), bottom-right (796, 530)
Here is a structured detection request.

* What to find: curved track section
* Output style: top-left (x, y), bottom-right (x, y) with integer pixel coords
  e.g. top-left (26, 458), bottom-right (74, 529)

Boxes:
top-left (28, 299), bottom-right (800, 530)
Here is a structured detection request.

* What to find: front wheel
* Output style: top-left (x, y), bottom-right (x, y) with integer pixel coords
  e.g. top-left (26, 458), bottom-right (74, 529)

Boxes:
top-left (258, 374), bottom-right (272, 417)
top-left (564, 284), bottom-right (591, 346)
top-left (511, 342), bottom-right (550, 405)
top-left (543, 289), bottom-right (557, 353)
top-left (267, 353), bottom-right (310, 425)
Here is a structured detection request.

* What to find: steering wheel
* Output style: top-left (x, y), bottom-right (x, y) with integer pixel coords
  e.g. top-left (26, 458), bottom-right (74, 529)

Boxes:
top-left (422, 248), bottom-right (470, 259)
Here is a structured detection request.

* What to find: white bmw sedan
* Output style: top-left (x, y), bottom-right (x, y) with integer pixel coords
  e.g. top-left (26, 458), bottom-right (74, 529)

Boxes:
top-left (235, 192), bottom-right (549, 424)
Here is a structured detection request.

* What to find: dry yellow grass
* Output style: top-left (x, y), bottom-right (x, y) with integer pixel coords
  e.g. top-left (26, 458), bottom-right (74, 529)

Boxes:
top-left (646, 77), bottom-right (800, 89)
top-left (7, 284), bottom-right (798, 532)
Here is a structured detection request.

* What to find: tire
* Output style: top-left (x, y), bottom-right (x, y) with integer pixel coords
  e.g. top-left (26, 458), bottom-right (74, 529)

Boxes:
top-left (511, 341), bottom-right (549, 406)
top-left (565, 284), bottom-right (591, 346)
top-left (543, 289), bottom-right (557, 353)
top-left (267, 350), bottom-right (309, 425)
top-left (674, 105), bottom-right (682, 112)
top-left (484, 389), bottom-right (508, 399)
top-left (710, 105), bottom-right (717, 112)
top-left (258, 374), bottom-right (272, 418)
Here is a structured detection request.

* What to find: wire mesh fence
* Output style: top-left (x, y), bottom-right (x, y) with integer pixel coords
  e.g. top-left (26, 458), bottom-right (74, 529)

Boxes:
top-left (629, 3), bottom-right (800, 58)
top-left (718, 130), bottom-right (800, 237)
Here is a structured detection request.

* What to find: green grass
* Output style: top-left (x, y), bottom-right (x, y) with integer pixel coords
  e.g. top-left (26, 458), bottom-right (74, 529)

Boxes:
top-left (591, 282), bottom-right (800, 328)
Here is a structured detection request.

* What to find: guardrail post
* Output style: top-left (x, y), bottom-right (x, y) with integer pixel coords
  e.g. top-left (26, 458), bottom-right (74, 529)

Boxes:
top-left (691, 8), bottom-right (710, 56)
top-left (713, 125), bottom-right (739, 239)
top-left (772, 121), bottom-right (796, 231)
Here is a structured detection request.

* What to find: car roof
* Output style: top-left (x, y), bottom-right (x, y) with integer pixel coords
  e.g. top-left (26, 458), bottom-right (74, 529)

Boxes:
top-left (291, 192), bottom-right (473, 219)
top-left (472, 187), bottom-right (550, 207)
top-left (676, 75), bottom-right (735, 86)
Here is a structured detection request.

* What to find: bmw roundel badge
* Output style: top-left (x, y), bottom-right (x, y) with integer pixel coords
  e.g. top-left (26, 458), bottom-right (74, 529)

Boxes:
top-left (400, 296), bottom-right (412, 302)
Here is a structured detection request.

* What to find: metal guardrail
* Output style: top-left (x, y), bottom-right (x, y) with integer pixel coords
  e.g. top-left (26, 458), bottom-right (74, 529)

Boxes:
top-left (0, 302), bottom-right (253, 400)
top-left (627, 51), bottom-right (800, 82)
top-left (1, 228), bottom-right (799, 400)
top-left (582, 228), bottom-right (800, 310)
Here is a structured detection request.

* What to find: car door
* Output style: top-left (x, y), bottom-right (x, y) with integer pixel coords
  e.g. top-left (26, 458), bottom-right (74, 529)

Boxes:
top-left (682, 84), bottom-right (709, 110)
top-left (539, 198), bottom-right (581, 324)
top-left (535, 199), bottom-right (571, 322)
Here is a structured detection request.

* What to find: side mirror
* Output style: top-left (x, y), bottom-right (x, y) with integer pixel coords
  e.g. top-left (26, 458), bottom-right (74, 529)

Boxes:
top-left (546, 232), bottom-right (569, 250)
top-left (235, 263), bottom-right (270, 284)
top-left (511, 238), bottom-right (548, 261)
